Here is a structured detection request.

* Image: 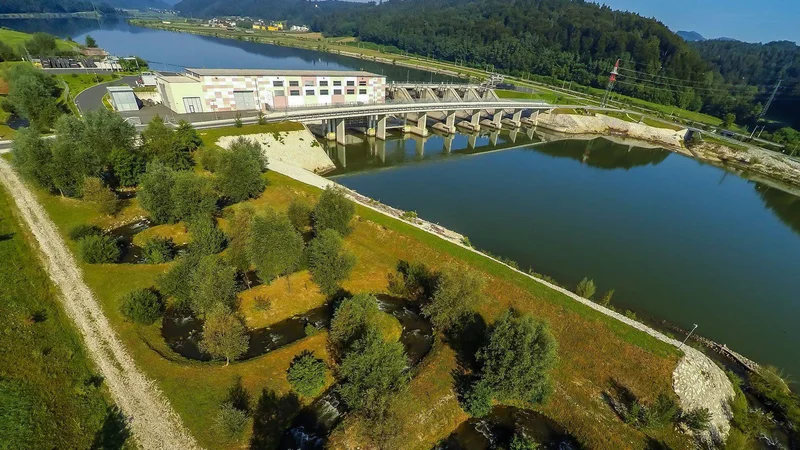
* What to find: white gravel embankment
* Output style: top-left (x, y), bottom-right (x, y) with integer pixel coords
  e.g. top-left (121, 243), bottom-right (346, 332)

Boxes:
top-left (267, 158), bottom-right (734, 441)
top-left (217, 128), bottom-right (336, 173)
top-left (536, 112), bottom-right (687, 148)
top-left (0, 158), bottom-right (200, 450)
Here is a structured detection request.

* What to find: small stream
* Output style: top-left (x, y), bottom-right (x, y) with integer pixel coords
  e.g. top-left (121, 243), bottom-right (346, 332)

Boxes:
top-left (107, 218), bottom-right (186, 264)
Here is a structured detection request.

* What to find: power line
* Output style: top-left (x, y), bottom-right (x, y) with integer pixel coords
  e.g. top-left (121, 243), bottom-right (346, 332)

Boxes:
top-left (618, 67), bottom-right (783, 90)
top-left (616, 74), bottom-right (777, 95)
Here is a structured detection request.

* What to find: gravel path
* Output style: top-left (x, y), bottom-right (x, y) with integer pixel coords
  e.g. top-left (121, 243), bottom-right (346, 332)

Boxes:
top-left (268, 158), bottom-right (735, 441)
top-left (0, 158), bottom-right (200, 450)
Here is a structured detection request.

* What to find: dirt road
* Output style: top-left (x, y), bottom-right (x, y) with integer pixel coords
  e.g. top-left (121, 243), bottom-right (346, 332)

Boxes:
top-left (0, 158), bottom-right (200, 450)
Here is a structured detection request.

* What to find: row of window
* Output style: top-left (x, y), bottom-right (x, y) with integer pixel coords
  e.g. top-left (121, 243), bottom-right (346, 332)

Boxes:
top-left (272, 80), bottom-right (367, 88)
top-left (276, 88), bottom-right (368, 97)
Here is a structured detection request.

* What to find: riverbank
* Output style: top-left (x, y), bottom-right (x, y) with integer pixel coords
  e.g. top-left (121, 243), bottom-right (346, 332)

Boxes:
top-left (536, 112), bottom-right (800, 191)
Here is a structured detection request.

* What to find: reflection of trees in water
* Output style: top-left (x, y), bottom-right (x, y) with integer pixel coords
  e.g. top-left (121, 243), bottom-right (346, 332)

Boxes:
top-left (531, 137), bottom-right (670, 170)
top-left (0, 18), bottom-right (122, 38)
top-left (755, 183), bottom-right (800, 235)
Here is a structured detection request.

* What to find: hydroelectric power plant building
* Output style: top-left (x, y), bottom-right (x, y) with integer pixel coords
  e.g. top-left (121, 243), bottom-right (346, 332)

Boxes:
top-left (155, 68), bottom-right (387, 114)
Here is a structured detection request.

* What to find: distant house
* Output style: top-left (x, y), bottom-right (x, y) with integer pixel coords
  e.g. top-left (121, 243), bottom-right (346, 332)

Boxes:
top-left (267, 25), bottom-right (280, 31)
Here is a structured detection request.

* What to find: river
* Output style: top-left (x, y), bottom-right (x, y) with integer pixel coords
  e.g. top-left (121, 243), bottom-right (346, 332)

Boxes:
top-left (2, 18), bottom-right (798, 378)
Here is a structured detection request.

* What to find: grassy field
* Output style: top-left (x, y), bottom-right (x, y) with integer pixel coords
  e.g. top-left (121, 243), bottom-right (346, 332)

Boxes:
top-left (20, 120), bottom-right (696, 449)
top-left (0, 184), bottom-right (125, 448)
top-left (0, 28), bottom-right (77, 53)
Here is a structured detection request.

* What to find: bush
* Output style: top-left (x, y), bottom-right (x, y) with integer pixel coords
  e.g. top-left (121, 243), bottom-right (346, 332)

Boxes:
top-left (199, 147), bottom-right (223, 172)
top-left (119, 289), bottom-right (164, 325)
top-left (387, 260), bottom-right (436, 303)
top-left (509, 433), bottom-right (540, 450)
top-left (170, 172), bottom-right (218, 223)
top-left (287, 350), bottom-right (327, 398)
top-left (109, 147), bottom-right (146, 187)
top-left (215, 402), bottom-right (248, 437)
top-left (423, 264), bottom-right (485, 330)
top-left (78, 234), bottom-right (120, 264)
top-left (188, 215), bottom-right (226, 256)
top-left (81, 177), bottom-right (118, 215)
top-left (217, 137), bottom-right (267, 203)
top-left (141, 236), bottom-right (176, 264)
top-left (69, 224), bottom-right (102, 241)
top-left (190, 255), bottom-right (238, 316)
top-left (287, 199), bottom-right (312, 231)
top-left (680, 407), bottom-right (712, 433)
top-left (313, 186), bottom-right (355, 236)
top-left (246, 211), bottom-right (303, 283)
top-left (463, 378), bottom-right (493, 418)
top-left (138, 162), bottom-right (177, 224)
top-left (307, 229), bottom-right (356, 295)
top-left (575, 277), bottom-right (596, 299)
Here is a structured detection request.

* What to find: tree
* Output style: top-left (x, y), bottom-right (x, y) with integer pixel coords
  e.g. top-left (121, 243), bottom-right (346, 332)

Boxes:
top-left (81, 177), bottom-right (118, 215)
top-left (141, 236), bottom-right (176, 264)
top-left (287, 198), bottom-right (312, 231)
top-left (141, 116), bottom-right (193, 170)
top-left (157, 254), bottom-right (200, 308)
top-left (600, 289), bottom-right (614, 307)
top-left (313, 186), bottom-right (355, 236)
top-left (5, 64), bottom-right (60, 131)
top-left (423, 264), bottom-right (485, 330)
top-left (109, 147), bottom-right (147, 187)
top-left (575, 277), bottom-right (596, 299)
top-left (170, 172), bottom-right (218, 222)
top-left (462, 378), bottom-right (494, 418)
top-left (680, 407), bottom-right (712, 433)
top-left (11, 127), bottom-right (53, 189)
top-left (387, 260), bottom-right (436, 303)
top-left (215, 402), bottom-right (248, 437)
top-left (337, 328), bottom-right (409, 416)
top-left (217, 137), bottom-right (266, 202)
top-left (226, 206), bottom-right (255, 281)
top-left (199, 309), bottom-right (250, 365)
top-left (0, 40), bottom-right (17, 62)
top-left (119, 289), bottom-right (165, 325)
top-left (329, 293), bottom-right (382, 354)
top-left (475, 311), bottom-right (558, 406)
top-left (510, 433), bottom-right (540, 450)
top-left (78, 234), bottom-right (120, 264)
top-left (287, 350), bottom-right (327, 398)
top-left (722, 113), bottom-right (736, 129)
top-left (187, 214), bottom-right (226, 256)
top-left (246, 210), bottom-right (304, 284)
top-left (85, 35), bottom-right (97, 48)
top-left (25, 33), bottom-right (57, 55)
top-left (138, 162), bottom-right (177, 224)
top-left (307, 229), bottom-right (356, 295)
top-left (174, 120), bottom-right (202, 152)
top-left (190, 255), bottom-right (238, 316)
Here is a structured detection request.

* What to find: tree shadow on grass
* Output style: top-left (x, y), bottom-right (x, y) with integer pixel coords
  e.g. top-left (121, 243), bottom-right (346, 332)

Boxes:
top-left (602, 377), bottom-right (638, 422)
top-left (0, 232), bottom-right (14, 242)
top-left (249, 389), bottom-right (301, 450)
top-left (444, 313), bottom-right (487, 405)
top-left (91, 406), bottom-right (130, 450)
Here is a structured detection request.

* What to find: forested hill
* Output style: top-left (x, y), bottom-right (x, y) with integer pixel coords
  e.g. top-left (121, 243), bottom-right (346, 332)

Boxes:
top-left (692, 39), bottom-right (800, 99)
top-left (0, 0), bottom-right (114, 14)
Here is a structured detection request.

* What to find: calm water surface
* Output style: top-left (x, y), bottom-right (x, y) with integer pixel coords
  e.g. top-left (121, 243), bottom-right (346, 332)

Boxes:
top-left (331, 132), bottom-right (800, 378)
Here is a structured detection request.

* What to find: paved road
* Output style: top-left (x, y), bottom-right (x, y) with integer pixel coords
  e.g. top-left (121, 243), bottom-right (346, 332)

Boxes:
top-left (74, 75), bottom-right (139, 114)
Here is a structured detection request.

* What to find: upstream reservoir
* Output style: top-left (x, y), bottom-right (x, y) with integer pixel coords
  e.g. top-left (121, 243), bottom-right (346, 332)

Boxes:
top-left (1, 18), bottom-right (798, 378)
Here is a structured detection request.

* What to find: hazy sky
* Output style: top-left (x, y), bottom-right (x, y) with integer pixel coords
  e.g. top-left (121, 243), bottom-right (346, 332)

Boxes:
top-left (597, 0), bottom-right (798, 43)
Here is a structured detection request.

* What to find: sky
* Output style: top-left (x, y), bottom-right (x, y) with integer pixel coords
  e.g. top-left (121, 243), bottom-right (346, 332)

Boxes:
top-left (597, 0), bottom-right (799, 43)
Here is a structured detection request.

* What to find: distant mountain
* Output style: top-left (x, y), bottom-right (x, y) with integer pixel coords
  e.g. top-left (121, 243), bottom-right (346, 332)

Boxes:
top-left (104, 0), bottom-right (172, 10)
top-left (174, 0), bottom-right (357, 20)
top-left (717, 37), bottom-right (740, 42)
top-left (0, 0), bottom-right (114, 13)
top-left (677, 30), bottom-right (705, 42)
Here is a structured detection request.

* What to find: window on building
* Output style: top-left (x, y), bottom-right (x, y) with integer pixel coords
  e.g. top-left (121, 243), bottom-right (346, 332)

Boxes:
top-left (346, 80), bottom-right (355, 86)
top-left (333, 80), bottom-right (342, 87)
top-left (289, 80), bottom-right (299, 87)
top-left (320, 89), bottom-right (329, 95)
top-left (358, 80), bottom-right (366, 86)
top-left (274, 80), bottom-right (284, 87)
top-left (319, 80), bottom-right (328, 87)
top-left (334, 89), bottom-right (342, 95)
top-left (358, 88), bottom-right (367, 95)
top-left (274, 90), bottom-right (285, 97)
top-left (346, 88), bottom-right (355, 95)
top-left (305, 89), bottom-right (315, 96)
top-left (290, 89), bottom-right (300, 96)
top-left (304, 80), bottom-right (315, 86)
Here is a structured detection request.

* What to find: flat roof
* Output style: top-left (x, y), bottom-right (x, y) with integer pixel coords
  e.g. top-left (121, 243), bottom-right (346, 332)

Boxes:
top-left (107, 86), bottom-right (134, 92)
top-left (185, 68), bottom-right (383, 78)
top-left (158, 75), bottom-right (198, 83)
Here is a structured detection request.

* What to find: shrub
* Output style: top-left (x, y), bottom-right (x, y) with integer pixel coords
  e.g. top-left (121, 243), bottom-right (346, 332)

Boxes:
top-left (170, 172), bottom-right (218, 223)
top-left (119, 289), bottom-right (164, 325)
top-left (246, 211), bottom-right (304, 283)
top-left (188, 215), bottom-right (226, 256)
top-left (387, 260), bottom-right (436, 303)
top-left (509, 433), bottom-right (540, 450)
top-left (287, 350), bottom-right (327, 398)
top-left (138, 162), bottom-right (177, 224)
top-left (680, 407), bottom-right (712, 432)
top-left (304, 323), bottom-right (319, 336)
top-left (423, 264), bottom-right (485, 330)
top-left (141, 236), bottom-right (176, 264)
top-left (329, 293), bottom-right (380, 354)
top-left (78, 234), bottom-right (120, 264)
top-left (307, 229), bottom-right (356, 295)
top-left (199, 147), bottom-right (223, 172)
top-left (109, 147), bottom-right (146, 187)
top-left (600, 289), bottom-right (615, 307)
top-left (217, 137), bottom-right (267, 203)
top-left (68, 224), bottom-right (102, 241)
top-left (81, 177), bottom-right (118, 215)
top-left (287, 198), bottom-right (312, 231)
top-left (575, 277), bottom-right (596, 299)
top-left (253, 296), bottom-right (271, 312)
top-left (215, 402), bottom-right (248, 437)
top-left (313, 186), bottom-right (355, 236)
top-left (463, 379), bottom-right (493, 418)
top-left (157, 254), bottom-right (199, 308)
top-left (190, 255), bottom-right (238, 316)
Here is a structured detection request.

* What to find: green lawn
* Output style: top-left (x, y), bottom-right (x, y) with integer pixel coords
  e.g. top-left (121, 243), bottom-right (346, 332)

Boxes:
top-left (0, 184), bottom-right (125, 449)
top-left (0, 28), bottom-right (77, 52)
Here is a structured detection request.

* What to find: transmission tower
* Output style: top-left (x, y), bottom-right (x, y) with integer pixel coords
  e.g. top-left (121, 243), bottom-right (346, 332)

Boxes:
top-left (758, 79), bottom-right (781, 121)
top-left (602, 59), bottom-right (620, 107)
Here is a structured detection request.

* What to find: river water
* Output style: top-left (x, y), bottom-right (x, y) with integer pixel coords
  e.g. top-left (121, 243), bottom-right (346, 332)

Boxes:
top-left (2, 18), bottom-right (798, 378)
